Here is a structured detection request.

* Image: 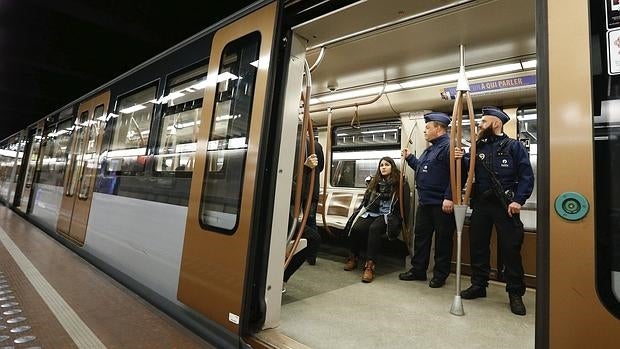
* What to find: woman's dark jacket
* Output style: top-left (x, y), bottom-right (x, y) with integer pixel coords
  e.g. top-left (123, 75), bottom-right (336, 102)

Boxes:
top-left (344, 178), bottom-right (403, 240)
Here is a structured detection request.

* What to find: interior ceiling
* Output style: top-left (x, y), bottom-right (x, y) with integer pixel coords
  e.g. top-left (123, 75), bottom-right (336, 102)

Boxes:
top-left (294, 0), bottom-right (536, 123)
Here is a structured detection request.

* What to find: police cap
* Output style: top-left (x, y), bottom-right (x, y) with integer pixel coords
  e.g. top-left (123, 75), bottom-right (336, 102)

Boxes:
top-left (423, 112), bottom-right (451, 126)
top-left (481, 106), bottom-right (510, 124)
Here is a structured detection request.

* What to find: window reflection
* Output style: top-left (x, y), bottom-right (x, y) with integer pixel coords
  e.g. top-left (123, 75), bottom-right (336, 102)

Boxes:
top-left (331, 122), bottom-right (401, 188)
top-left (155, 64), bottom-right (208, 174)
top-left (108, 86), bottom-right (157, 174)
top-left (37, 115), bottom-right (74, 187)
top-left (200, 32), bottom-right (260, 234)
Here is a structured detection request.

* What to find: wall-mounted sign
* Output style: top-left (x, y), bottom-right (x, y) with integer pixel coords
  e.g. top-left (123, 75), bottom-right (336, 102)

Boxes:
top-left (606, 0), bottom-right (620, 29)
top-left (440, 75), bottom-right (536, 100)
top-left (607, 29), bottom-right (620, 75)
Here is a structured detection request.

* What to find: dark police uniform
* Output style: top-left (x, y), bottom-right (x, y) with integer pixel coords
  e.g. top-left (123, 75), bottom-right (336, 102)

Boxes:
top-left (465, 107), bottom-right (534, 297)
top-left (399, 112), bottom-right (455, 284)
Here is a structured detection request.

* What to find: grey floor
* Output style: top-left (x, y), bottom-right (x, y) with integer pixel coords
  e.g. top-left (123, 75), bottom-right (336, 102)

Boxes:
top-left (280, 255), bottom-right (535, 349)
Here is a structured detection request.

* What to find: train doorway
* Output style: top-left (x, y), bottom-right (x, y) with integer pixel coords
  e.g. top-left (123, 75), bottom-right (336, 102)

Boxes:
top-left (56, 91), bottom-right (110, 244)
top-left (261, 0), bottom-right (540, 347)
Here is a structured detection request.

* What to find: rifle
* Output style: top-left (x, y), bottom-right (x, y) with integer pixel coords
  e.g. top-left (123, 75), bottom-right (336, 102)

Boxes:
top-left (479, 158), bottom-right (523, 229)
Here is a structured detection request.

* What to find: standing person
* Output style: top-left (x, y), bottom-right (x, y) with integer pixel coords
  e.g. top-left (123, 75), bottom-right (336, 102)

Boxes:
top-left (303, 139), bottom-right (324, 265)
top-left (457, 106), bottom-right (534, 316)
top-left (283, 141), bottom-right (323, 291)
top-left (343, 157), bottom-right (402, 283)
top-left (398, 112), bottom-right (456, 288)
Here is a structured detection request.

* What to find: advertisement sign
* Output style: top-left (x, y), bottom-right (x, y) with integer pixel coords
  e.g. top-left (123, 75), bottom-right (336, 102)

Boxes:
top-left (607, 29), bottom-right (620, 75)
top-left (606, 0), bottom-right (620, 29)
top-left (441, 75), bottom-right (536, 100)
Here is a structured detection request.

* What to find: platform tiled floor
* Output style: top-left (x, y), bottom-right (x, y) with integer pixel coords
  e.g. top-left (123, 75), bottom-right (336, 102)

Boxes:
top-left (0, 206), bottom-right (212, 349)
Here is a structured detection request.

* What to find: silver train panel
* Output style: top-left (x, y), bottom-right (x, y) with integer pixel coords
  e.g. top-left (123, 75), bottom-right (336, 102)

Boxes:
top-left (84, 193), bottom-right (186, 303)
top-left (29, 183), bottom-right (63, 231)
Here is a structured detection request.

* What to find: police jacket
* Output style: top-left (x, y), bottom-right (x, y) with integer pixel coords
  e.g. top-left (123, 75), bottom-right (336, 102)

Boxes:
top-left (405, 133), bottom-right (452, 205)
top-left (465, 134), bottom-right (534, 205)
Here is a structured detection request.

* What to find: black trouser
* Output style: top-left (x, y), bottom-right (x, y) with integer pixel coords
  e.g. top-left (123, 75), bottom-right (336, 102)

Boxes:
top-left (284, 225), bottom-right (321, 282)
top-left (469, 196), bottom-right (525, 296)
top-left (349, 215), bottom-right (386, 261)
top-left (304, 201), bottom-right (320, 259)
top-left (410, 204), bottom-right (455, 280)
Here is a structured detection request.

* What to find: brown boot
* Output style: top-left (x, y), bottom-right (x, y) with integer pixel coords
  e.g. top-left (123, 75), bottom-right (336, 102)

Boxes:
top-left (361, 260), bottom-right (375, 283)
top-left (344, 255), bottom-right (358, 271)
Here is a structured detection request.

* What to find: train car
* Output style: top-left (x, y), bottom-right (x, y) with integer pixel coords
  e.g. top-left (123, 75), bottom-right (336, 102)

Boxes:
top-left (0, 0), bottom-right (618, 348)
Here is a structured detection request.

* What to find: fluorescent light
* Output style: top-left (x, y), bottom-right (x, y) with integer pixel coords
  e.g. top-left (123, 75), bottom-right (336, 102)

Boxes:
top-left (228, 137), bottom-right (247, 149)
top-left (521, 59), bottom-right (537, 69)
top-left (336, 133), bottom-right (348, 136)
top-left (332, 149), bottom-right (401, 160)
top-left (119, 105), bottom-right (147, 114)
top-left (400, 73), bottom-right (458, 89)
top-left (312, 85), bottom-right (383, 104)
top-left (467, 63), bottom-right (522, 79)
top-left (190, 79), bottom-right (209, 90)
top-left (517, 115), bottom-right (538, 121)
top-left (249, 60), bottom-right (259, 68)
top-left (217, 72), bottom-right (239, 83)
top-left (175, 143), bottom-right (197, 153)
top-left (107, 147), bottom-right (147, 157)
top-left (361, 128), bottom-right (397, 134)
top-left (167, 120), bottom-right (201, 131)
top-left (215, 114), bottom-right (240, 122)
top-left (208, 140), bottom-right (219, 150)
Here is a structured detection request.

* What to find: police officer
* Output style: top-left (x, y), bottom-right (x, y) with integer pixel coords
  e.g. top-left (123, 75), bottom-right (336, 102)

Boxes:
top-left (457, 106), bottom-right (534, 316)
top-left (399, 112), bottom-right (456, 288)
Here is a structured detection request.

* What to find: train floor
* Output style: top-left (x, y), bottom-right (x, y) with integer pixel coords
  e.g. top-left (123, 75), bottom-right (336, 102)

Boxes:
top-left (0, 206), bottom-right (212, 349)
top-left (279, 246), bottom-right (536, 349)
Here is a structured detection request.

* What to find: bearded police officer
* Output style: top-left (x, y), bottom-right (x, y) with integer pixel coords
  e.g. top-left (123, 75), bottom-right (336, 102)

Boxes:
top-left (457, 106), bottom-right (534, 315)
top-left (399, 112), bottom-right (456, 288)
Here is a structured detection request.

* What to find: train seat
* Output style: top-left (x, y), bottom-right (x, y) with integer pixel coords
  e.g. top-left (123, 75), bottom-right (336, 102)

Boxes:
top-left (317, 190), bottom-right (364, 230)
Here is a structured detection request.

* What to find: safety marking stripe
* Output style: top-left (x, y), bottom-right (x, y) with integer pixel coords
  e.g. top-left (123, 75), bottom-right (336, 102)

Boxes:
top-left (0, 226), bottom-right (107, 349)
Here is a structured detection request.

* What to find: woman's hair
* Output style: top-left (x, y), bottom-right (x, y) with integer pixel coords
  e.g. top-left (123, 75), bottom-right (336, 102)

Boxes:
top-left (367, 156), bottom-right (400, 193)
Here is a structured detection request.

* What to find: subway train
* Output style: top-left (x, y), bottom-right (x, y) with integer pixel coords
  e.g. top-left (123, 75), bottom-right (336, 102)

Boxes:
top-left (0, 0), bottom-right (619, 348)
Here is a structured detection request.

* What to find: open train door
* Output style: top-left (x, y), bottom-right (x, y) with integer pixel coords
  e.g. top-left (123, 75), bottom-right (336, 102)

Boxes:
top-left (56, 91), bottom-right (110, 244)
top-left (177, 2), bottom-right (278, 334)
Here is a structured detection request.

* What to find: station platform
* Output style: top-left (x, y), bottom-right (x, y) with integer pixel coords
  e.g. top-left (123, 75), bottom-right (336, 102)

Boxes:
top-left (0, 206), bottom-right (212, 349)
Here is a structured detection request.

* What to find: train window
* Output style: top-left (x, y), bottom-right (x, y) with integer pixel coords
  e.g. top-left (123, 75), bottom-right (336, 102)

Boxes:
top-left (517, 107), bottom-right (538, 211)
top-left (154, 63), bottom-right (208, 174)
top-left (78, 105), bottom-right (104, 199)
top-left (331, 122), bottom-right (401, 188)
top-left (199, 31), bottom-right (260, 234)
top-left (37, 116), bottom-right (74, 187)
top-left (0, 140), bottom-right (17, 202)
top-left (66, 111), bottom-right (89, 196)
top-left (107, 85), bottom-right (157, 174)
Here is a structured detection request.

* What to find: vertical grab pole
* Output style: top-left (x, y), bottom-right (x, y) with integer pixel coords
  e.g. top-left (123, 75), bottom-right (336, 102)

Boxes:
top-left (450, 44), bottom-right (476, 316)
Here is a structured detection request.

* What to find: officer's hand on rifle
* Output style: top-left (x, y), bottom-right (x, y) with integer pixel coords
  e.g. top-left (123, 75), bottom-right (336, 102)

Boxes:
top-left (507, 202), bottom-right (521, 217)
top-left (442, 199), bottom-right (454, 214)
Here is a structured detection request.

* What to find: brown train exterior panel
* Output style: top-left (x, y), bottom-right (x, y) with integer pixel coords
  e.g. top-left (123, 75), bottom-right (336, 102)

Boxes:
top-left (177, 2), bottom-right (277, 335)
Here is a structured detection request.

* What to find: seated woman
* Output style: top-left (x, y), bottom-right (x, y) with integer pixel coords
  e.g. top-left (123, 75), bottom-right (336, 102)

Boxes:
top-left (344, 156), bottom-right (402, 283)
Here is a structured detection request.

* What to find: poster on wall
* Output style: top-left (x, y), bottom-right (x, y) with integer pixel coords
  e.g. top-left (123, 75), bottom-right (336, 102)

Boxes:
top-left (607, 29), bottom-right (620, 75)
top-left (607, 0), bottom-right (620, 29)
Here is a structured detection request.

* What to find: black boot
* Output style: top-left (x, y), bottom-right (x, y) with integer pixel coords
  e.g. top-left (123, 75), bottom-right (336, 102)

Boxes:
top-left (509, 294), bottom-right (526, 316)
top-left (398, 268), bottom-right (427, 281)
top-left (460, 285), bottom-right (487, 299)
